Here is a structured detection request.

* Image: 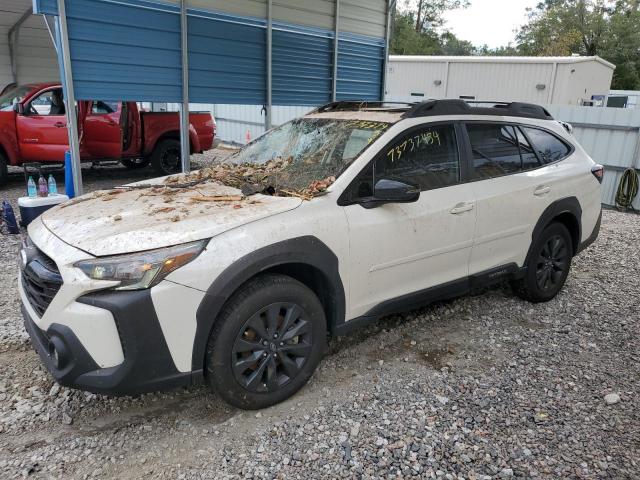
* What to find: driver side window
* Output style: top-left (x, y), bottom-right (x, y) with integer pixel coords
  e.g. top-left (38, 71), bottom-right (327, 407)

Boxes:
top-left (345, 123), bottom-right (460, 201)
top-left (28, 89), bottom-right (65, 116)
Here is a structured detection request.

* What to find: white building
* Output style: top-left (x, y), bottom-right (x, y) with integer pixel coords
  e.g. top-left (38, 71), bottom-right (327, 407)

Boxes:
top-left (385, 55), bottom-right (615, 106)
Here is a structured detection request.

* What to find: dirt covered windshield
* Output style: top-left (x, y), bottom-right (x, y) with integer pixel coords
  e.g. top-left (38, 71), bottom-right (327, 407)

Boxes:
top-left (225, 117), bottom-right (389, 196)
top-left (158, 117), bottom-right (389, 200)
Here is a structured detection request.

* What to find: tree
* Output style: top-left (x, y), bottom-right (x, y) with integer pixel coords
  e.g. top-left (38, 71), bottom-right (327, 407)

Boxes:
top-left (390, 0), bottom-right (471, 55)
top-left (412, 0), bottom-right (469, 32)
top-left (515, 0), bottom-right (640, 89)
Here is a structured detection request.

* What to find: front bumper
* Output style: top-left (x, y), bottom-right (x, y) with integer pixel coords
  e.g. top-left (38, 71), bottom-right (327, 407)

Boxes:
top-left (22, 288), bottom-right (199, 395)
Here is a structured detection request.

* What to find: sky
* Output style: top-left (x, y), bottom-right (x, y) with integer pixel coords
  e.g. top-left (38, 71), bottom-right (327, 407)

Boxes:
top-left (442, 0), bottom-right (540, 48)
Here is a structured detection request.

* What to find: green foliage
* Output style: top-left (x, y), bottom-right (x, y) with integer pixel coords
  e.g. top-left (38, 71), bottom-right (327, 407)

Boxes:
top-left (389, 0), bottom-right (640, 90)
top-left (514, 0), bottom-right (640, 89)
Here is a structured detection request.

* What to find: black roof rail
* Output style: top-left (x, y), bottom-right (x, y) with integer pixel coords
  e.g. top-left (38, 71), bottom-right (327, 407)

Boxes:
top-left (311, 100), bottom-right (417, 114)
top-left (403, 99), bottom-right (554, 120)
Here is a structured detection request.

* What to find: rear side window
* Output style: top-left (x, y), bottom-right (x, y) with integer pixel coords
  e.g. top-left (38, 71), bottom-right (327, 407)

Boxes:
top-left (514, 127), bottom-right (540, 170)
top-left (521, 127), bottom-right (571, 164)
top-left (91, 101), bottom-right (119, 114)
top-left (467, 124), bottom-right (522, 179)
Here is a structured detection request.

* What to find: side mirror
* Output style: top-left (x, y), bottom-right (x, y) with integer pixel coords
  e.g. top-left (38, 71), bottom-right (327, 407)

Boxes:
top-left (13, 103), bottom-right (24, 115)
top-left (361, 178), bottom-right (420, 208)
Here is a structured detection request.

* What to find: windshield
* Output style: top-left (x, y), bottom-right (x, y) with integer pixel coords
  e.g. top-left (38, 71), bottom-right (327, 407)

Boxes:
top-left (229, 117), bottom-right (389, 192)
top-left (0, 85), bottom-right (33, 111)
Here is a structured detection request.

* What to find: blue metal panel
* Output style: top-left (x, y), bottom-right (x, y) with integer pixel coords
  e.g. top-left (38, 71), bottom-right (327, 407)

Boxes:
top-left (33, 0), bottom-right (58, 15)
top-left (188, 11), bottom-right (266, 104)
top-left (44, 0), bottom-right (385, 104)
top-left (336, 31), bottom-right (384, 101)
top-left (272, 22), bottom-right (333, 105)
top-left (65, 0), bottom-right (182, 101)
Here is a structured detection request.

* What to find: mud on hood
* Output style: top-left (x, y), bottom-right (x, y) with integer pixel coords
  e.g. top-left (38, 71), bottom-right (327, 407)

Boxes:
top-left (41, 182), bottom-right (302, 256)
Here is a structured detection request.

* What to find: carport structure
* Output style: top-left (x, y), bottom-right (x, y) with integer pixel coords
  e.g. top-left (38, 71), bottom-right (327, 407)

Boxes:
top-left (3, 0), bottom-right (393, 195)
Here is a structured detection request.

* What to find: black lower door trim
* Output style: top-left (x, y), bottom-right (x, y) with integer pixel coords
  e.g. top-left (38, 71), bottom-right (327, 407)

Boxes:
top-left (334, 262), bottom-right (522, 336)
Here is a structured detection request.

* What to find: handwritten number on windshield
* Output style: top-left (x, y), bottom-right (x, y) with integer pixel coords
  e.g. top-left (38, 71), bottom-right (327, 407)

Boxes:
top-left (387, 130), bottom-right (442, 163)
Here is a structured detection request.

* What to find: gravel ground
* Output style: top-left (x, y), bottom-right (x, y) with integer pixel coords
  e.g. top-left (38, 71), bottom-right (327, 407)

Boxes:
top-left (0, 154), bottom-right (638, 479)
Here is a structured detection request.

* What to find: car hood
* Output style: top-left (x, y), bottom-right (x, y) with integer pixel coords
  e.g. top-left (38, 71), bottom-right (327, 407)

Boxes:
top-left (40, 182), bottom-right (302, 256)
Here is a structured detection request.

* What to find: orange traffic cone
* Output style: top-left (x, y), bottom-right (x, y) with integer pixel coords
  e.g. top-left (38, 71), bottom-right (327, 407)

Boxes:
top-left (245, 129), bottom-right (251, 144)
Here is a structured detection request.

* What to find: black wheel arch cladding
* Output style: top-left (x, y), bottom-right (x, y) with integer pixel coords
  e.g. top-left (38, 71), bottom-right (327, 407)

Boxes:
top-left (193, 236), bottom-right (345, 372)
top-left (526, 196), bottom-right (582, 264)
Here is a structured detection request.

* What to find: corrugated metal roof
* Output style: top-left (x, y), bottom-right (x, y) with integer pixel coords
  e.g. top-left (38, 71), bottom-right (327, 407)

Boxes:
top-left (34, 0), bottom-right (388, 105)
top-left (390, 55), bottom-right (616, 70)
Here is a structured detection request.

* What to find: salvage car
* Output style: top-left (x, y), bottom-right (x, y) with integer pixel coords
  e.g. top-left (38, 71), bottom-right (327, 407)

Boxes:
top-left (19, 100), bottom-right (602, 409)
top-left (0, 82), bottom-right (215, 184)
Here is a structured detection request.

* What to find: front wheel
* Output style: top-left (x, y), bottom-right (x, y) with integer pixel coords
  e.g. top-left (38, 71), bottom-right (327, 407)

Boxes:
top-left (512, 222), bottom-right (573, 303)
top-left (151, 139), bottom-right (184, 176)
top-left (205, 274), bottom-right (326, 409)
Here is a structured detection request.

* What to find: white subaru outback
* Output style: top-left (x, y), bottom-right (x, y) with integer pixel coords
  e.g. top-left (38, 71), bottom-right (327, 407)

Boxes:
top-left (19, 100), bottom-right (602, 409)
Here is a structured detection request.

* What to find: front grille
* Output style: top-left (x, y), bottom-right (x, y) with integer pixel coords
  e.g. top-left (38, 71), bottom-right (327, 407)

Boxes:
top-left (21, 243), bottom-right (63, 317)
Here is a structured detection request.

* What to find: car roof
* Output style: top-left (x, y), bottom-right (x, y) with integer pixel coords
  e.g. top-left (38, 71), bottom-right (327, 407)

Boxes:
top-left (305, 99), bottom-right (554, 124)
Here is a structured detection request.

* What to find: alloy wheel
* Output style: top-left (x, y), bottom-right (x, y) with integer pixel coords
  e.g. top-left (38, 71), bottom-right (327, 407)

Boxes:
top-left (161, 146), bottom-right (181, 172)
top-left (231, 302), bottom-right (313, 393)
top-left (535, 234), bottom-right (569, 291)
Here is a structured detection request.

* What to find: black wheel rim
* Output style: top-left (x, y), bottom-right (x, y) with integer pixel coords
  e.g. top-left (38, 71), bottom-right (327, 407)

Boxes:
top-left (161, 146), bottom-right (181, 173)
top-left (232, 302), bottom-right (312, 393)
top-left (535, 234), bottom-right (569, 291)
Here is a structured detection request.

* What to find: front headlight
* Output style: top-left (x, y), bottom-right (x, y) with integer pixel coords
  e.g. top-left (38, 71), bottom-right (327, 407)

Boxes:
top-left (75, 240), bottom-right (208, 290)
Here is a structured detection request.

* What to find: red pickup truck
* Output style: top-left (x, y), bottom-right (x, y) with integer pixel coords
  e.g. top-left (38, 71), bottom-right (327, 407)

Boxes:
top-left (0, 83), bottom-right (215, 185)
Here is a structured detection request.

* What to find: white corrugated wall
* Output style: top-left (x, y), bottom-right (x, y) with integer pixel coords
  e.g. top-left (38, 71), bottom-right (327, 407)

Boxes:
top-left (14, 15), bottom-right (59, 84)
top-left (386, 57), bottom-right (614, 106)
top-left (548, 105), bottom-right (640, 209)
top-left (0, 2), bottom-right (59, 91)
top-left (166, 103), bottom-right (312, 145)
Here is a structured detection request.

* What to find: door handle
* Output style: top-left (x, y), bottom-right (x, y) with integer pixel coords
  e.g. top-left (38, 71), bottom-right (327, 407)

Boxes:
top-left (106, 119), bottom-right (117, 126)
top-left (53, 122), bottom-right (66, 128)
top-left (450, 202), bottom-right (474, 214)
top-left (534, 185), bottom-right (551, 196)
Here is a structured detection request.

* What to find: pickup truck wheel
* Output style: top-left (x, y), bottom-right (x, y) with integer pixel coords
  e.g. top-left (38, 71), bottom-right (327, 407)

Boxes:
top-left (120, 158), bottom-right (150, 169)
top-left (511, 222), bottom-right (573, 303)
top-left (0, 153), bottom-right (7, 187)
top-left (205, 274), bottom-right (327, 410)
top-left (151, 139), bottom-right (183, 176)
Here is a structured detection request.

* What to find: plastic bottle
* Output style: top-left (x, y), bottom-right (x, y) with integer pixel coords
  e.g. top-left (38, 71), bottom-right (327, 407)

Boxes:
top-left (48, 174), bottom-right (58, 195)
top-left (38, 175), bottom-right (48, 197)
top-left (27, 176), bottom-right (37, 198)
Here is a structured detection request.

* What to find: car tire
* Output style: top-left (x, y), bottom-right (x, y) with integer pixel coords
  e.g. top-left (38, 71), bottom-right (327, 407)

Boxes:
top-left (0, 152), bottom-right (8, 187)
top-left (151, 139), bottom-right (183, 176)
top-left (205, 274), bottom-right (327, 410)
top-left (512, 222), bottom-right (573, 303)
top-left (120, 158), bottom-right (150, 169)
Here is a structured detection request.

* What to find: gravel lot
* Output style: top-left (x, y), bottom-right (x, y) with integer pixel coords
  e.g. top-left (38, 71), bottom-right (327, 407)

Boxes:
top-left (0, 154), bottom-right (638, 479)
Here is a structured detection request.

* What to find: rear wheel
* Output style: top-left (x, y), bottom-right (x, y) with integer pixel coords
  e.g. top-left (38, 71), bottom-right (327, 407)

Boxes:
top-left (0, 152), bottom-right (8, 187)
top-left (512, 222), bottom-right (573, 302)
top-left (205, 274), bottom-right (326, 409)
top-left (120, 158), bottom-right (150, 169)
top-left (151, 139), bottom-right (183, 176)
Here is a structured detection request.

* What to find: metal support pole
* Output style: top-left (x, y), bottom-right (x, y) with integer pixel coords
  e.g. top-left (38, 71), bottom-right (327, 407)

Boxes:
top-left (55, 0), bottom-right (83, 196)
top-left (8, 7), bottom-right (33, 84)
top-left (443, 61), bottom-right (450, 98)
top-left (179, 0), bottom-right (190, 173)
top-left (265, 0), bottom-right (273, 130)
top-left (548, 62), bottom-right (558, 104)
top-left (380, 0), bottom-right (394, 101)
top-left (42, 15), bottom-right (59, 55)
top-left (332, 0), bottom-right (340, 102)
top-left (8, 30), bottom-right (18, 84)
